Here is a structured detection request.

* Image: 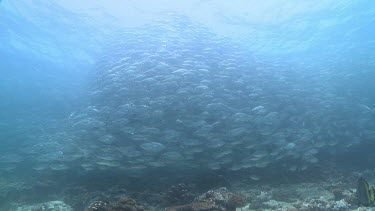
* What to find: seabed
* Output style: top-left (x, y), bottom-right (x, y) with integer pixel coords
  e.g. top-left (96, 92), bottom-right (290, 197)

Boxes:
top-left (2, 164), bottom-right (375, 211)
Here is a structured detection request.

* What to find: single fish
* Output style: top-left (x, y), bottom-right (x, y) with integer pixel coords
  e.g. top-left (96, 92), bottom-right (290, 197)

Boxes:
top-left (357, 177), bottom-right (375, 207)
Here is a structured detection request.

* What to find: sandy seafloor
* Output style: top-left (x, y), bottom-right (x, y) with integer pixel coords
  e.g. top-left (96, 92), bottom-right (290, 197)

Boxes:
top-left (2, 164), bottom-right (375, 211)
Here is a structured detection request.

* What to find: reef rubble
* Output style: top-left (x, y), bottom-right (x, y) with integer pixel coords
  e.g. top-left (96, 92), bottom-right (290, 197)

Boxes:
top-left (15, 200), bottom-right (73, 211)
top-left (6, 169), bottom-right (375, 211)
top-left (167, 187), bottom-right (246, 211)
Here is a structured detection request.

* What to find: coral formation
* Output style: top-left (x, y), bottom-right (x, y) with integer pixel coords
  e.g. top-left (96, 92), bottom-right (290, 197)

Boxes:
top-left (62, 186), bottom-right (93, 210)
top-left (227, 193), bottom-right (247, 209)
top-left (195, 187), bottom-right (246, 210)
top-left (166, 201), bottom-right (219, 211)
top-left (167, 187), bottom-right (246, 211)
top-left (85, 200), bottom-right (110, 211)
top-left (333, 199), bottom-right (350, 210)
top-left (107, 197), bottom-right (144, 211)
top-left (166, 183), bottom-right (196, 205)
top-left (85, 197), bottom-right (144, 211)
top-left (16, 201), bottom-right (73, 211)
top-left (6, 168), bottom-right (374, 211)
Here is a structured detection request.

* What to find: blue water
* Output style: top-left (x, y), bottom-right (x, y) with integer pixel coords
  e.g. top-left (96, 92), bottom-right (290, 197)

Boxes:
top-left (1, 0), bottom-right (375, 210)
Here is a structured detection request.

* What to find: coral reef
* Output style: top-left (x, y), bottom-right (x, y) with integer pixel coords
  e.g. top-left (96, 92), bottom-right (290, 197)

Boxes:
top-left (167, 187), bottom-right (246, 211)
top-left (85, 197), bottom-right (144, 211)
top-left (107, 197), bottom-right (144, 211)
top-left (227, 193), bottom-right (247, 209)
top-left (85, 200), bottom-right (110, 211)
top-left (7, 168), bottom-right (375, 211)
top-left (62, 186), bottom-right (93, 210)
top-left (228, 169), bottom-right (361, 211)
top-left (195, 187), bottom-right (246, 211)
top-left (166, 183), bottom-right (196, 205)
top-left (333, 199), bottom-right (350, 210)
top-left (166, 201), bottom-right (219, 211)
top-left (16, 201), bottom-right (73, 211)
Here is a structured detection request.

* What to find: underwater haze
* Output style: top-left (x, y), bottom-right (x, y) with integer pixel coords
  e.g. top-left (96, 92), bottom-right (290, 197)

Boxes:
top-left (1, 0), bottom-right (375, 210)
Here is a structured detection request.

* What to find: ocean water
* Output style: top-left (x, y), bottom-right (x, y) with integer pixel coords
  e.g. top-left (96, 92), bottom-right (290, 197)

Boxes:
top-left (1, 1), bottom-right (375, 210)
